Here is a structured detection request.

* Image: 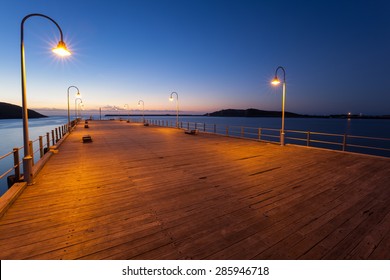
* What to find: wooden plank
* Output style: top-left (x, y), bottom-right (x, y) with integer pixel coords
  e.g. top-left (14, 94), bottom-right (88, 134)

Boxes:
top-left (0, 120), bottom-right (389, 260)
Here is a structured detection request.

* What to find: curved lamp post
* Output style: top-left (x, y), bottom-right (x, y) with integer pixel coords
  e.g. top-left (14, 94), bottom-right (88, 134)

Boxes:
top-left (67, 86), bottom-right (81, 132)
top-left (75, 98), bottom-right (83, 120)
top-left (124, 104), bottom-right (130, 122)
top-left (138, 100), bottom-right (145, 123)
top-left (21, 13), bottom-right (71, 185)
top-left (169, 91), bottom-right (179, 128)
top-left (271, 66), bottom-right (286, 146)
top-left (79, 102), bottom-right (84, 119)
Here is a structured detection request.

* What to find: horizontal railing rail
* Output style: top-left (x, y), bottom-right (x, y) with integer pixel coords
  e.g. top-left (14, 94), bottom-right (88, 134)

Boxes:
top-left (0, 120), bottom-right (79, 195)
top-left (142, 118), bottom-right (390, 157)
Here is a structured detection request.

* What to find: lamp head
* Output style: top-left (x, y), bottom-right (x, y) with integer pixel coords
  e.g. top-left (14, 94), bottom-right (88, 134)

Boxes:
top-left (271, 77), bottom-right (281, 86)
top-left (52, 40), bottom-right (71, 57)
top-left (76, 91), bottom-right (81, 98)
top-left (169, 96), bottom-right (174, 101)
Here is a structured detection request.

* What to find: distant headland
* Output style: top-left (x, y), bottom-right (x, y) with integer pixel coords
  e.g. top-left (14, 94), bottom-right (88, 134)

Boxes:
top-left (0, 102), bottom-right (47, 119)
top-left (205, 108), bottom-right (390, 119)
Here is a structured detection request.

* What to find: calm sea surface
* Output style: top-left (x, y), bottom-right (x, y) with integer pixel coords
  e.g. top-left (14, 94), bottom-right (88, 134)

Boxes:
top-left (1, 115), bottom-right (389, 195)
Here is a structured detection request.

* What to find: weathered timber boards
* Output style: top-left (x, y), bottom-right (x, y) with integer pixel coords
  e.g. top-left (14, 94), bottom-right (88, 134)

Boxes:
top-left (0, 120), bottom-right (389, 260)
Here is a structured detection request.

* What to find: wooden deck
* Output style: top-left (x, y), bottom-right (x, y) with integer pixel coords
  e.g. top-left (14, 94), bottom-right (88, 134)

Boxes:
top-left (0, 120), bottom-right (389, 260)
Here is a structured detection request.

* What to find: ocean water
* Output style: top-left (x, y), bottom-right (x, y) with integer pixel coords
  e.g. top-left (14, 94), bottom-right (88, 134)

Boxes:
top-left (0, 116), bottom-right (68, 196)
top-left (0, 115), bottom-right (389, 196)
top-left (149, 116), bottom-right (390, 138)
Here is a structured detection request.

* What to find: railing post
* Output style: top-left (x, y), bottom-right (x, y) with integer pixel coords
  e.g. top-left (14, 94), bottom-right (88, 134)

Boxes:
top-left (258, 128), bottom-right (262, 141)
top-left (307, 131), bottom-right (311, 146)
top-left (226, 125), bottom-right (229, 136)
top-left (39, 136), bottom-right (44, 158)
top-left (241, 127), bottom-right (244, 137)
top-left (51, 130), bottom-right (55, 145)
top-left (46, 133), bottom-right (50, 152)
top-left (55, 128), bottom-right (59, 142)
top-left (195, 123), bottom-right (197, 130)
top-left (13, 148), bottom-right (20, 181)
top-left (29, 140), bottom-right (34, 166)
top-left (204, 123), bottom-right (206, 132)
top-left (280, 129), bottom-right (282, 145)
top-left (342, 134), bottom-right (347, 151)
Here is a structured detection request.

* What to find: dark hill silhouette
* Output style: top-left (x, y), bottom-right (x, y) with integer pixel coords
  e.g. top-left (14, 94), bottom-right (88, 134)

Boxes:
top-left (206, 108), bottom-right (302, 117)
top-left (205, 108), bottom-right (390, 119)
top-left (0, 102), bottom-right (47, 119)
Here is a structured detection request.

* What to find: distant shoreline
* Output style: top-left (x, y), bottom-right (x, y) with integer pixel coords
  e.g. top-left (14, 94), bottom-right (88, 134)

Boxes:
top-left (105, 109), bottom-right (390, 120)
top-left (104, 114), bottom-right (390, 120)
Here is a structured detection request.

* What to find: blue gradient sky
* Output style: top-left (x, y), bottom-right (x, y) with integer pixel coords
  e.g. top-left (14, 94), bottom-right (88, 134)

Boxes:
top-left (0, 0), bottom-right (389, 115)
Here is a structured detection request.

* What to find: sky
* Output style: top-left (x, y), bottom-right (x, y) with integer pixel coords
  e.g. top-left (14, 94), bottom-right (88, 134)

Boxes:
top-left (0, 0), bottom-right (389, 115)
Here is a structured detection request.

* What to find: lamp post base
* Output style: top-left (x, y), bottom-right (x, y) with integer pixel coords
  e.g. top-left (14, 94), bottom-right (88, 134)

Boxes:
top-left (23, 156), bottom-right (34, 185)
top-left (280, 132), bottom-right (285, 146)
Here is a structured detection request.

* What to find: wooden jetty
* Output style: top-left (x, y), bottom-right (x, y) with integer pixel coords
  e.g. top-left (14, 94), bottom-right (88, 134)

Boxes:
top-left (0, 120), bottom-right (389, 260)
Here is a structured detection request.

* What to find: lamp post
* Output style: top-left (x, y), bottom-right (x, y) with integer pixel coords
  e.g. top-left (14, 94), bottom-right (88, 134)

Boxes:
top-left (124, 104), bottom-right (130, 122)
top-left (67, 86), bottom-right (81, 132)
top-left (20, 13), bottom-right (71, 185)
top-left (169, 91), bottom-right (179, 128)
top-left (138, 100), bottom-right (145, 123)
top-left (78, 102), bottom-right (84, 119)
top-left (271, 66), bottom-right (286, 146)
top-left (75, 98), bottom-right (82, 120)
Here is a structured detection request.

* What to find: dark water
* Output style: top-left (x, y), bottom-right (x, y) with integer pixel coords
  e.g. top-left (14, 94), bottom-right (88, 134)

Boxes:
top-left (1, 116), bottom-right (389, 196)
top-left (0, 116), bottom-right (68, 196)
top-left (150, 116), bottom-right (390, 138)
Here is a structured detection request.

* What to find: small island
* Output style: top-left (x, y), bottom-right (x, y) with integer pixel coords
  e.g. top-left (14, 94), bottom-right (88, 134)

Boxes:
top-left (0, 102), bottom-right (47, 119)
top-left (205, 108), bottom-right (390, 119)
top-left (205, 108), bottom-right (301, 118)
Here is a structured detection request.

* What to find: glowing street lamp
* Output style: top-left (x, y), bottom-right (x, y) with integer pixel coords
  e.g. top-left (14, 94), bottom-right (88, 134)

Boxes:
top-left (138, 100), bottom-right (145, 123)
top-left (20, 13), bottom-right (71, 185)
top-left (124, 104), bottom-right (130, 122)
top-left (271, 66), bottom-right (287, 146)
top-left (77, 102), bottom-right (84, 119)
top-left (67, 86), bottom-right (81, 132)
top-left (169, 91), bottom-right (179, 128)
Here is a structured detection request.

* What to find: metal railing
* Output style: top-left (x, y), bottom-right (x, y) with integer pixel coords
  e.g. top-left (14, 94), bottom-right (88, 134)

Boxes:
top-left (142, 118), bottom-right (390, 158)
top-left (0, 121), bottom-right (77, 193)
